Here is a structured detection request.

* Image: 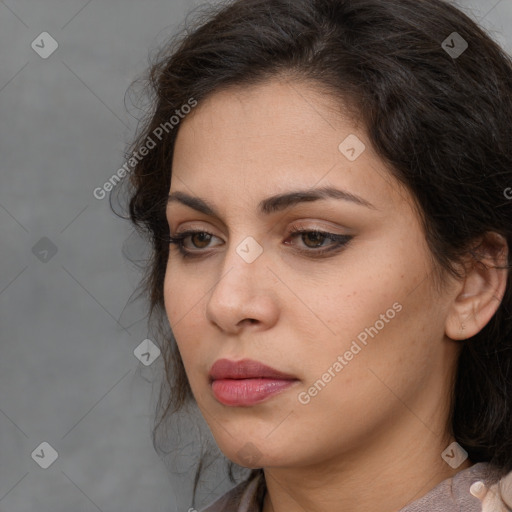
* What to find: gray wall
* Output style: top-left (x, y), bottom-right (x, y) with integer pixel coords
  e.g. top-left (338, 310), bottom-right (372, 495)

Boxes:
top-left (0, 0), bottom-right (511, 511)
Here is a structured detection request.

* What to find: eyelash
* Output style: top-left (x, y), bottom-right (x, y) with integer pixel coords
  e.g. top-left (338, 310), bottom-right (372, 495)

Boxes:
top-left (165, 226), bottom-right (353, 259)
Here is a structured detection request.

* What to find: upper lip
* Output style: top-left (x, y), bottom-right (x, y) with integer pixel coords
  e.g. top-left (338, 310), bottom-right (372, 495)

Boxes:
top-left (209, 358), bottom-right (298, 381)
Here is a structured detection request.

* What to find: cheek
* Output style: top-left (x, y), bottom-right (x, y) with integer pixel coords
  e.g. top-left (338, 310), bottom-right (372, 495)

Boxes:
top-left (163, 263), bottom-right (211, 381)
top-left (163, 259), bottom-right (202, 324)
top-left (289, 296), bottom-right (435, 452)
top-left (163, 265), bottom-right (196, 359)
top-left (163, 265), bottom-right (180, 326)
top-left (291, 246), bottom-right (438, 400)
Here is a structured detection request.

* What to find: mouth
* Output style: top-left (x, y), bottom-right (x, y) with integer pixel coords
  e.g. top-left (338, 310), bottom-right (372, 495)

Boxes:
top-left (208, 358), bottom-right (300, 406)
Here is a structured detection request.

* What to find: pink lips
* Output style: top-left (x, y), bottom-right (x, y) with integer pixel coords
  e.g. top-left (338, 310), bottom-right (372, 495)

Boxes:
top-left (208, 358), bottom-right (299, 406)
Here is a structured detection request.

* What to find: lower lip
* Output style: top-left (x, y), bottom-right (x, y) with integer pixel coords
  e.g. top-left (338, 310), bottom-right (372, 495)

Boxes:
top-left (211, 378), bottom-right (298, 406)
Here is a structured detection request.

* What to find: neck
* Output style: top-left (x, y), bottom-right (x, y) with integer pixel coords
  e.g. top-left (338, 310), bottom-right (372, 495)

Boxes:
top-left (261, 414), bottom-right (472, 512)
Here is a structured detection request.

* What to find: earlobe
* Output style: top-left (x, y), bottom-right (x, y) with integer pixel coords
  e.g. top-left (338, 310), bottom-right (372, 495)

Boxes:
top-left (445, 232), bottom-right (509, 341)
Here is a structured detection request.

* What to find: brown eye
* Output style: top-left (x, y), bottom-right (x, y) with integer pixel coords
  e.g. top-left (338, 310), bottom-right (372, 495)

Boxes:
top-left (301, 232), bottom-right (327, 248)
top-left (168, 227), bottom-right (352, 260)
top-left (167, 229), bottom-right (223, 258)
top-left (189, 232), bottom-right (213, 249)
top-left (286, 227), bottom-right (353, 257)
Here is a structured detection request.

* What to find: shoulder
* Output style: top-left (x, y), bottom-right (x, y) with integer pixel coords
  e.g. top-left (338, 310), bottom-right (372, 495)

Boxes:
top-left (399, 462), bottom-right (512, 512)
top-left (198, 472), bottom-right (264, 512)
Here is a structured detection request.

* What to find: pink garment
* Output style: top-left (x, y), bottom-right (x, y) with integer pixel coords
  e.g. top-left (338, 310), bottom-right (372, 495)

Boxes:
top-left (199, 462), bottom-right (512, 512)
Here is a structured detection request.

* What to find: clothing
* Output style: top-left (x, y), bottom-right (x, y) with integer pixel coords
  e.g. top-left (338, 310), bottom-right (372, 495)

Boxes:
top-left (199, 462), bottom-right (512, 512)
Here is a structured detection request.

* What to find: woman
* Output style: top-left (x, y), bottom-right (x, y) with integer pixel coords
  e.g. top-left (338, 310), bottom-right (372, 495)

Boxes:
top-left (118, 0), bottom-right (512, 510)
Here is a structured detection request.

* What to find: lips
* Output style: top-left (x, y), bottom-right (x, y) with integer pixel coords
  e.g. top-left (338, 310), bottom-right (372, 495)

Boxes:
top-left (208, 358), bottom-right (297, 381)
top-left (208, 358), bottom-right (299, 406)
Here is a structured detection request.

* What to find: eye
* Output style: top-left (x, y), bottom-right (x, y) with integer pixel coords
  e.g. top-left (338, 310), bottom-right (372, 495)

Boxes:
top-left (285, 226), bottom-right (353, 255)
top-left (166, 229), bottom-right (220, 254)
top-left (166, 227), bottom-right (353, 259)
top-left (182, 231), bottom-right (214, 249)
top-left (289, 228), bottom-right (332, 249)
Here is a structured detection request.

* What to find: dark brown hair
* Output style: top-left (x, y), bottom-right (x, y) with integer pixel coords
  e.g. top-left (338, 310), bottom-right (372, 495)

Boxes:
top-left (113, 0), bottom-right (512, 507)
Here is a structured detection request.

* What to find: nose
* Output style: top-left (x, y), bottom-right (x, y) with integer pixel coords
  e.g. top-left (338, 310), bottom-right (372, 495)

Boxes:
top-left (205, 238), bottom-right (279, 334)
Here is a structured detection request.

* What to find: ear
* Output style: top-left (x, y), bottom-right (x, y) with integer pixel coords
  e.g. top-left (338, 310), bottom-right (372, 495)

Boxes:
top-left (445, 232), bottom-right (509, 341)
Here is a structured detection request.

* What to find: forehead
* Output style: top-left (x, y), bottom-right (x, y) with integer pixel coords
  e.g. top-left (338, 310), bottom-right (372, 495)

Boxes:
top-left (170, 78), bottom-right (411, 216)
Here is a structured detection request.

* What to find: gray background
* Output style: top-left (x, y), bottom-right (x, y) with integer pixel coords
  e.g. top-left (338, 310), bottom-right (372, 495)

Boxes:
top-left (0, 0), bottom-right (511, 511)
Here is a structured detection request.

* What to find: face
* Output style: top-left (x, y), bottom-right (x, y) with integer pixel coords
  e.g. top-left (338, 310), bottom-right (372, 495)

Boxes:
top-left (164, 78), bottom-right (462, 470)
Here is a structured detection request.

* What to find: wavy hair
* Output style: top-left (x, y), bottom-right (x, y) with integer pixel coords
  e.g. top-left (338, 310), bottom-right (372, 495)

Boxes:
top-left (113, 0), bottom-right (512, 507)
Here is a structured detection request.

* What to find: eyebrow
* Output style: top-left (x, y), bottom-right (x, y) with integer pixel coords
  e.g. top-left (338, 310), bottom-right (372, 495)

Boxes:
top-left (167, 186), bottom-right (377, 217)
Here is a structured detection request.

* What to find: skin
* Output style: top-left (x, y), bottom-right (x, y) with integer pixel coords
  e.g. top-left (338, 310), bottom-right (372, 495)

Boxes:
top-left (163, 77), bottom-right (508, 512)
